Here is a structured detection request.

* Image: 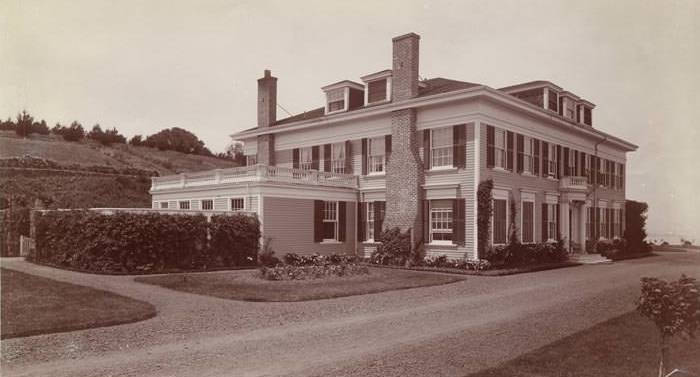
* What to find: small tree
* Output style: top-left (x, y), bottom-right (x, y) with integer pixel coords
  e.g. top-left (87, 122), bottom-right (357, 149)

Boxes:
top-left (637, 275), bottom-right (700, 377)
top-left (15, 110), bottom-right (33, 137)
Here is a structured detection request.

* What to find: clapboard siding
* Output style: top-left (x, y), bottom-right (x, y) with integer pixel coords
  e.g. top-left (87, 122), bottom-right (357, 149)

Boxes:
top-left (263, 197), bottom-right (355, 256)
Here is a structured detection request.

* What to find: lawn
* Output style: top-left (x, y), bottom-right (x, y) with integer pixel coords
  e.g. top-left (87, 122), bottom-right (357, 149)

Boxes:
top-left (1, 268), bottom-right (157, 339)
top-left (467, 311), bottom-right (700, 377)
top-left (135, 267), bottom-right (467, 302)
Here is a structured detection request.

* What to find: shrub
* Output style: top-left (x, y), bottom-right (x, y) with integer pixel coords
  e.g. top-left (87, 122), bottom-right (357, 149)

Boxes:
top-left (370, 227), bottom-right (414, 266)
top-left (259, 252), bottom-right (367, 280)
top-left (208, 214), bottom-right (260, 267)
top-left (485, 240), bottom-right (567, 268)
top-left (258, 237), bottom-right (281, 267)
top-left (0, 207), bottom-right (30, 256)
top-left (421, 255), bottom-right (491, 271)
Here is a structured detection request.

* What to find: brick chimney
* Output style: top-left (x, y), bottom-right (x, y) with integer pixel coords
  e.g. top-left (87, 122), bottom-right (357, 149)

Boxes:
top-left (257, 70), bottom-right (277, 165)
top-left (384, 33), bottom-right (425, 246)
top-left (391, 33), bottom-right (420, 102)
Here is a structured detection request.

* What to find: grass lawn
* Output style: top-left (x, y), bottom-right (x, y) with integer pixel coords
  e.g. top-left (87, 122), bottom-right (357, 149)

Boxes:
top-left (467, 311), bottom-right (700, 377)
top-left (1, 268), bottom-right (157, 339)
top-left (135, 267), bottom-right (467, 302)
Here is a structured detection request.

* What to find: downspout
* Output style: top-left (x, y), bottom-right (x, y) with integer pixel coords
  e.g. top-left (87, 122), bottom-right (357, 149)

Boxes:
top-left (592, 136), bottom-right (606, 241)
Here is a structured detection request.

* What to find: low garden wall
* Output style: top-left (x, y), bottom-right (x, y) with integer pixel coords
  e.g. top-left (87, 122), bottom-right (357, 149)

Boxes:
top-left (29, 209), bottom-right (260, 273)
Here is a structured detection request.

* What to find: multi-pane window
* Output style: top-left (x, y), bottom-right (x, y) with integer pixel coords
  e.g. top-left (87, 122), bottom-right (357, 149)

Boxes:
top-left (544, 203), bottom-right (558, 241)
top-left (494, 128), bottom-right (506, 169)
top-left (323, 201), bottom-right (338, 241)
top-left (327, 89), bottom-right (345, 112)
top-left (366, 202), bottom-right (375, 241)
top-left (522, 201), bottom-right (534, 243)
top-left (613, 209), bottom-right (621, 238)
top-left (159, 202), bottom-right (169, 209)
top-left (584, 155), bottom-right (592, 183)
top-left (548, 89), bottom-right (559, 112)
top-left (522, 137), bottom-right (533, 173)
top-left (546, 144), bottom-right (557, 177)
top-left (246, 154), bottom-right (257, 166)
top-left (599, 159), bottom-right (607, 187)
top-left (231, 198), bottom-right (244, 211)
top-left (300, 146), bottom-right (313, 170)
top-left (567, 149), bottom-right (576, 176)
top-left (493, 198), bottom-right (508, 244)
top-left (201, 199), bottom-right (214, 211)
top-left (368, 137), bottom-right (385, 173)
top-left (586, 207), bottom-right (594, 239)
top-left (430, 200), bottom-right (453, 242)
top-left (179, 201), bottom-right (190, 210)
top-left (599, 208), bottom-right (608, 239)
top-left (331, 142), bottom-right (346, 174)
top-left (431, 127), bottom-right (453, 168)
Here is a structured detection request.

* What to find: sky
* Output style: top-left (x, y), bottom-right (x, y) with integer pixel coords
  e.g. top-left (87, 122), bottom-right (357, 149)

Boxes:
top-left (1, 0), bottom-right (699, 241)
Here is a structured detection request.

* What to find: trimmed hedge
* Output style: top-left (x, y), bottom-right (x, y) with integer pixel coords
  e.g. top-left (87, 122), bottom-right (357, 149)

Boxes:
top-left (30, 210), bottom-right (259, 273)
top-left (0, 207), bottom-right (30, 256)
top-left (485, 240), bottom-right (567, 268)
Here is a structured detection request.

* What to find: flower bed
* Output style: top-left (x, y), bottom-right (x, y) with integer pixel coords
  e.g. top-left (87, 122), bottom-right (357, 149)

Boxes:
top-left (258, 253), bottom-right (368, 281)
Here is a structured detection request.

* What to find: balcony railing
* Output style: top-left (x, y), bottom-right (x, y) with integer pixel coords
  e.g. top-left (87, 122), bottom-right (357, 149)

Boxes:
top-left (151, 164), bottom-right (358, 191)
top-left (560, 176), bottom-right (588, 191)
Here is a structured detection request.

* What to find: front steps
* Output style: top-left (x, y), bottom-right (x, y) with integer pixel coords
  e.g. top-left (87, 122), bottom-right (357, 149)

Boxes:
top-left (570, 253), bottom-right (613, 264)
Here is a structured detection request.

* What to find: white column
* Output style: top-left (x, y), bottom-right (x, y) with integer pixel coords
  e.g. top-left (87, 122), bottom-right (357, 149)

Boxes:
top-left (560, 200), bottom-right (570, 251)
top-left (579, 202), bottom-right (587, 252)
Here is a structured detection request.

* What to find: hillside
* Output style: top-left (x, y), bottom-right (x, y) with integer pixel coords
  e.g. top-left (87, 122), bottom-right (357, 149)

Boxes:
top-left (0, 131), bottom-right (240, 210)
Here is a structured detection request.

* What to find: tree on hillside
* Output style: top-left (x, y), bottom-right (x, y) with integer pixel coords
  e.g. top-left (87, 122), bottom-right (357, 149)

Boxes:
top-left (0, 117), bottom-right (14, 131)
top-left (15, 110), bottom-right (34, 137)
top-left (88, 124), bottom-right (126, 145)
top-left (32, 120), bottom-right (50, 135)
top-left (62, 121), bottom-right (85, 142)
top-left (217, 140), bottom-right (246, 165)
top-left (144, 127), bottom-right (212, 156)
top-left (128, 134), bottom-right (144, 146)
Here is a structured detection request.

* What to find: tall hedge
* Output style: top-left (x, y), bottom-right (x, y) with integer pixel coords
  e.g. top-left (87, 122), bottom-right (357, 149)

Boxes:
top-left (30, 210), bottom-right (259, 273)
top-left (1, 207), bottom-right (30, 256)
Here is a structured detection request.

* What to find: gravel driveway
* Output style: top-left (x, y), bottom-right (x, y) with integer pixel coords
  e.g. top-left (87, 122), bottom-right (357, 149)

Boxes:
top-left (2, 251), bottom-right (698, 377)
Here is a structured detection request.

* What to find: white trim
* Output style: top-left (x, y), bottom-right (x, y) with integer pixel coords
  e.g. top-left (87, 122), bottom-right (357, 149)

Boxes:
top-left (473, 121), bottom-right (480, 259)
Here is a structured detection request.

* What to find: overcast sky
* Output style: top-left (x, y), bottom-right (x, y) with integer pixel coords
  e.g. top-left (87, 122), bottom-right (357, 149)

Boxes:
top-left (2, 0), bottom-right (698, 241)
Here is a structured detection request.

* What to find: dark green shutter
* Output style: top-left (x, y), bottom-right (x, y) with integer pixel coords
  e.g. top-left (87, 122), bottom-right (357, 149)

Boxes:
top-left (323, 144), bottom-right (331, 172)
top-left (516, 134), bottom-right (524, 173)
top-left (338, 201), bottom-right (346, 242)
top-left (453, 199), bottom-right (465, 246)
top-left (453, 124), bottom-right (466, 168)
top-left (361, 138), bottom-right (368, 175)
top-left (423, 129), bottom-right (431, 170)
top-left (292, 148), bottom-right (300, 169)
top-left (314, 200), bottom-right (323, 242)
top-left (357, 202), bottom-right (366, 241)
top-left (506, 131), bottom-right (514, 171)
top-left (486, 125), bottom-right (495, 168)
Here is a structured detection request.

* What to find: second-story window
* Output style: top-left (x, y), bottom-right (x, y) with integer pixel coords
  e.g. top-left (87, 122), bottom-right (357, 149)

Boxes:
top-left (431, 127), bottom-right (453, 168)
top-left (331, 142), bottom-right (346, 174)
top-left (300, 146), bottom-right (313, 170)
top-left (522, 136), bottom-right (533, 173)
top-left (368, 137), bottom-right (385, 173)
top-left (546, 143), bottom-right (557, 177)
top-left (494, 128), bottom-right (506, 169)
top-left (327, 89), bottom-right (345, 113)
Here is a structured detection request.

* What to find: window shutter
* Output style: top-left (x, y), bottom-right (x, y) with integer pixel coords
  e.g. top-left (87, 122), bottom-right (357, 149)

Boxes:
top-left (533, 139), bottom-right (540, 176)
top-left (453, 199), bottom-right (465, 246)
top-left (453, 124), bottom-right (466, 168)
top-left (338, 201), bottom-right (347, 242)
top-left (506, 131), bottom-right (514, 171)
top-left (314, 200), bottom-right (323, 242)
top-left (311, 146), bottom-right (319, 170)
top-left (385, 135), bottom-right (392, 155)
top-left (357, 202), bottom-right (366, 241)
top-left (423, 130), bottom-right (431, 170)
top-left (542, 203), bottom-right (548, 241)
top-left (563, 147), bottom-right (569, 176)
top-left (361, 138), bottom-right (368, 175)
top-left (620, 164), bottom-right (625, 190)
top-left (344, 141), bottom-right (352, 174)
top-left (516, 134), bottom-right (524, 173)
top-left (555, 203), bottom-right (560, 240)
top-left (556, 145), bottom-right (562, 178)
top-left (323, 144), bottom-right (331, 172)
top-left (292, 148), bottom-right (300, 169)
top-left (486, 125), bottom-right (495, 168)
top-left (375, 201), bottom-right (386, 238)
top-left (423, 200), bottom-right (430, 243)
top-left (541, 142), bottom-right (549, 177)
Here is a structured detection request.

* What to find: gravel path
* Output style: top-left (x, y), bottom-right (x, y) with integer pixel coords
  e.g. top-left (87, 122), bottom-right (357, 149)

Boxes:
top-left (2, 251), bottom-right (698, 377)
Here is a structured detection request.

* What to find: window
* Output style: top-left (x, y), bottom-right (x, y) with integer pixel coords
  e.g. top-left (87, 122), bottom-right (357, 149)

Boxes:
top-left (492, 198), bottom-right (507, 244)
top-left (159, 202), bottom-right (169, 209)
top-left (231, 198), bottom-right (244, 211)
top-left (494, 129), bottom-right (506, 169)
top-left (522, 136), bottom-right (533, 173)
top-left (613, 208), bottom-right (621, 238)
top-left (567, 148), bottom-right (576, 176)
top-left (586, 206), bottom-right (594, 239)
top-left (546, 143), bottom-right (557, 177)
top-left (368, 137), bottom-right (386, 173)
top-left (367, 79), bottom-right (388, 103)
top-left (431, 127), bottom-right (453, 168)
top-left (366, 202), bottom-right (375, 241)
top-left (598, 158), bottom-right (606, 187)
top-left (430, 200), bottom-right (453, 243)
top-left (327, 88), bottom-right (345, 113)
top-left (300, 146), bottom-right (313, 170)
top-left (323, 201), bottom-right (338, 241)
top-left (201, 199), bottom-right (214, 211)
top-left (522, 201), bottom-right (534, 243)
top-left (599, 207), bottom-right (608, 239)
top-left (548, 88), bottom-right (558, 112)
top-left (246, 154), bottom-right (257, 166)
top-left (546, 204), bottom-right (558, 240)
top-left (583, 107), bottom-right (592, 125)
top-left (179, 201), bottom-right (190, 210)
top-left (331, 142), bottom-right (346, 174)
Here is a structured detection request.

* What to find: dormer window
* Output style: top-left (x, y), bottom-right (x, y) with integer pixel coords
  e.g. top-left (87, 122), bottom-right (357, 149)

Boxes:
top-left (322, 81), bottom-right (364, 115)
top-left (546, 88), bottom-right (558, 113)
top-left (361, 70), bottom-right (392, 105)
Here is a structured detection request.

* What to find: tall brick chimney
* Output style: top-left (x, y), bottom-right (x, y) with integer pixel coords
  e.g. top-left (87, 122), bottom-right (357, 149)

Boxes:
top-left (384, 33), bottom-right (424, 246)
top-left (391, 33), bottom-right (420, 102)
top-left (257, 69), bottom-right (277, 165)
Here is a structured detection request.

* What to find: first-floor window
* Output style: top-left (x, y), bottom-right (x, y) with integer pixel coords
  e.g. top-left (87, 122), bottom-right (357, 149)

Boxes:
top-left (493, 198), bottom-right (507, 244)
top-left (543, 203), bottom-right (558, 241)
top-left (599, 208), bottom-right (608, 239)
top-left (613, 208), bottom-right (621, 238)
top-left (323, 201), bottom-right (338, 241)
top-left (430, 200), bottom-right (453, 242)
top-left (201, 199), bottom-right (214, 211)
top-left (521, 201), bottom-right (534, 243)
top-left (366, 202), bottom-right (375, 240)
top-left (231, 198), bottom-right (244, 211)
top-left (586, 207), bottom-right (594, 239)
top-left (179, 201), bottom-right (190, 210)
top-left (159, 202), bottom-right (169, 209)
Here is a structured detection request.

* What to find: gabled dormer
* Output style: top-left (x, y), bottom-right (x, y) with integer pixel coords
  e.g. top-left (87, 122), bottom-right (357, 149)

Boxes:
top-left (500, 81), bottom-right (595, 127)
top-left (361, 70), bottom-right (392, 105)
top-left (577, 100), bottom-right (595, 127)
top-left (321, 80), bottom-right (364, 115)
